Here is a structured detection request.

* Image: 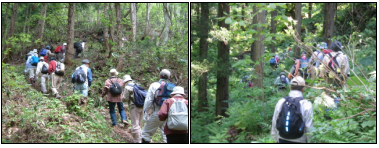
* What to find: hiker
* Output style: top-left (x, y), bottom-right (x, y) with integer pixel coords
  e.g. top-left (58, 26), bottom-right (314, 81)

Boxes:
top-left (319, 50), bottom-right (351, 88)
top-left (49, 57), bottom-right (65, 99)
top-left (101, 69), bottom-right (129, 127)
top-left (309, 42), bottom-right (327, 68)
top-left (41, 45), bottom-right (55, 62)
top-left (74, 40), bottom-right (86, 59)
top-left (141, 69), bottom-right (174, 143)
top-left (239, 75), bottom-right (253, 88)
top-left (55, 43), bottom-right (67, 62)
top-left (269, 55), bottom-right (279, 68)
top-left (35, 57), bottom-right (49, 94)
top-left (271, 76), bottom-right (313, 143)
top-left (72, 59), bottom-right (93, 107)
top-left (158, 86), bottom-right (188, 143)
top-left (289, 52), bottom-right (309, 79)
top-left (330, 41), bottom-right (343, 52)
top-left (274, 72), bottom-right (290, 90)
top-left (123, 75), bottom-right (145, 143)
top-left (25, 50), bottom-right (39, 84)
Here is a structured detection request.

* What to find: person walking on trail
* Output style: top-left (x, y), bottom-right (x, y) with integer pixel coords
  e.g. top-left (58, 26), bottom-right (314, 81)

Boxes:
top-left (274, 72), bottom-right (290, 90)
top-left (101, 69), bottom-right (129, 127)
top-left (48, 57), bottom-right (65, 99)
top-left (25, 51), bottom-right (38, 84)
top-left (289, 52), bottom-right (310, 79)
top-left (141, 69), bottom-right (173, 143)
top-left (36, 57), bottom-right (49, 94)
top-left (271, 76), bottom-right (313, 143)
top-left (309, 42), bottom-right (327, 68)
top-left (55, 43), bottom-right (67, 62)
top-left (74, 40), bottom-right (86, 59)
top-left (72, 59), bottom-right (93, 107)
top-left (122, 75), bottom-right (143, 143)
top-left (158, 86), bottom-right (189, 143)
top-left (42, 45), bottom-right (55, 62)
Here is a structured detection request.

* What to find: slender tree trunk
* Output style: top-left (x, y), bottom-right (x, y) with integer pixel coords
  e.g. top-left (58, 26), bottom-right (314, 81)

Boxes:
top-left (295, 3), bottom-right (302, 58)
top-left (145, 3), bottom-right (151, 37)
top-left (251, 4), bottom-right (268, 123)
top-left (2, 3), bottom-right (10, 50)
top-left (216, 3), bottom-right (230, 118)
top-left (270, 7), bottom-right (277, 53)
top-left (109, 4), bottom-right (115, 43)
top-left (103, 4), bottom-right (109, 54)
top-left (157, 3), bottom-right (171, 46)
top-left (23, 5), bottom-right (29, 34)
top-left (130, 3), bottom-right (136, 42)
top-left (34, 3), bottom-right (47, 48)
top-left (324, 3), bottom-right (336, 49)
top-left (308, 3), bottom-right (313, 33)
top-left (8, 3), bottom-right (18, 39)
top-left (66, 3), bottom-right (75, 66)
top-left (198, 3), bottom-right (209, 112)
top-left (115, 3), bottom-right (124, 72)
top-left (240, 3), bottom-right (246, 31)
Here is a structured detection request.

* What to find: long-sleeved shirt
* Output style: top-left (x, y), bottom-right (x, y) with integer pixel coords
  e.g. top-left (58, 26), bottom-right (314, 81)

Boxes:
top-left (271, 90), bottom-right (313, 143)
top-left (35, 61), bottom-right (49, 77)
top-left (123, 81), bottom-right (135, 106)
top-left (71, 64), bottom-right (92, 87)
top-left (101, 76), bottom-right (124, 102)
top-left (25, 56), bottom-right (36, 68)
top-left (158, 95), bottom-right (188, 135)
top-left (309, 51), bottom-right (324, 67)
top-left (321, 51), bottom-right (350, 76)
top-left (143, 79), bottom-right (169, 119)
top-left (274, 76), bottom-right (290, 85)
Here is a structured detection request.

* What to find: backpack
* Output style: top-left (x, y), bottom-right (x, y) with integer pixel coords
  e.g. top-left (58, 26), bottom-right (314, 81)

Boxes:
top-left (72, 67), bottom-right (87, 83)
top-left (54, 62), bottom-right (65, 76)
top-left (40, 48), bottom-right (47, 56)
top-left (55, 45), bottom-right (62, 53)
top-left (30, 56), bottom-right (39, 66)
top-left (270, 58), bottom-right (276, 66)
top-left (74, 42), bottom-right (83, 53)
top-left (109, 78), bottom-right (122, 95)
top-left (167, 98), bottom-right (188, 130)
top-left (41, 64), bottom-right (48, 74)
top-left (323, 49), bottom-right (333, 54)
top-left (299, 58), bottom-right (308, 69)
top-left (128, 84), bottom-right (147, 108)
top-left (276, 96), bottom-right (305, 139)
top-left (154, 81), bottom-right (176, 106)
top-left (60, 46), bottom-right (65, 53)
top-left (327, 53), bottom-right (341, 75)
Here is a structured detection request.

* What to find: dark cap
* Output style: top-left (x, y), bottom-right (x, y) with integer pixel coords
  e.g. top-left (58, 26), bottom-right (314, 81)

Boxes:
top-left (82, 59), bottom-right (90, 64)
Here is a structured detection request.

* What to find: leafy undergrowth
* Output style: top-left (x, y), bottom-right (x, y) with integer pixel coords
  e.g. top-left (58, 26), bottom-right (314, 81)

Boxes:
top-left (1, 63), bottom-right (164, 143)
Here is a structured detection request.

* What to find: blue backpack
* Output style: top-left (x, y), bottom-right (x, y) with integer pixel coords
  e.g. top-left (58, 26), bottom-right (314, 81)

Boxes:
top-left (299, 58), bottom-right (308, 69)
top-left (30, 56), bottom-right (39, 66)
top-left (128, 84), bottom-right (147, 108)
top-left (154, 81), bottom-right (176, 106)
top-left (270, 58), bottom-right (276, 66)
top-left (40, 48), bottom-right (47, 56)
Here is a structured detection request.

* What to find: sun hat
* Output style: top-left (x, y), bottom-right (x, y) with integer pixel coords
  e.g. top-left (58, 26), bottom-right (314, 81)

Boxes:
top-left (123, 75), bottom-right (132, 83)
top-left (170, 86), bottom-right (185, 96)
top-left (320, 42), bottom-right (327, 49)
top-left (110, 69), bottom-right (119, 76)
top-left (160, 69), bottom-right (171, 78)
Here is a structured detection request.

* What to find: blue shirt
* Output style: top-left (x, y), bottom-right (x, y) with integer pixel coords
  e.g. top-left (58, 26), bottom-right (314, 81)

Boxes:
top-left (71, 64), bottom-right (93, 87)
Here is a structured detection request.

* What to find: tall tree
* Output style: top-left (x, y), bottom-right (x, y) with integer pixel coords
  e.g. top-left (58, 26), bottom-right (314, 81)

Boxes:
top-left (157, 3), bottom-right (171, 46)
top-left (295, 3), bottom-right (302, 58)
top-left (23, 5), bottom-right (29, 34)
top-left (216, 3), bottom-right (230, 117)
top-left (270, 7), bottom-right (278, 53)
top-left (130, 3), bottom-right (136, 42)
top-left (323, 3), bottom-right (336, 49)
top-left (240, 3), bottom-right (246, 31)
top-left (145, 3), bottom-right (151, 37)
top-left (308, 3), bottom-right (313, 32)
top-left (8, 3), bottom-right (18, 39)
top-left (198, 3), bottom-right (209, 111)
top-left (109, 3), bottom-right (115, 43)
top-left (2, 3), bottom-right (10, 48)
top-left (34, 3), bottom-right (47, 48)
top-left (115, 3), bottom-right (124, 72)
top-left (66, 3), bottom-right (75, 66)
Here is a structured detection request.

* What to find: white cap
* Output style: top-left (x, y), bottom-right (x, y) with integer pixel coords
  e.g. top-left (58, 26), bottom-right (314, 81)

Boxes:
top-left (170, 86), bottom-right (185, 96)
top-left (63, 43), bottom-right (67, 46)
top-left (33, 49), bottom-right (38, 53)
top-left (291, 76), bottom-right (305, 86)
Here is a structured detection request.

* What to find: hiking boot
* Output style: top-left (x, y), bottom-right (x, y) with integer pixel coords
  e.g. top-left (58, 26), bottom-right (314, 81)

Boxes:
top-left (122, 120), bottom-right (129, 125)
top-left (142, 138), bottom-right (150, 143)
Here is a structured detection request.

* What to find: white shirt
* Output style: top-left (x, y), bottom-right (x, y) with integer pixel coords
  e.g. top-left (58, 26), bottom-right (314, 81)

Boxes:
top-left (271, 90), bottom-right (314, 143)
top-left (143, 81), bottom-right (164, 120)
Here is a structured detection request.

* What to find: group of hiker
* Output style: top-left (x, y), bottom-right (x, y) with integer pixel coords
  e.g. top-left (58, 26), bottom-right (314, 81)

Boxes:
top-left (269, 41), bottom-right (351, 143)
top-left (25, 44), bottom-right (188, 143)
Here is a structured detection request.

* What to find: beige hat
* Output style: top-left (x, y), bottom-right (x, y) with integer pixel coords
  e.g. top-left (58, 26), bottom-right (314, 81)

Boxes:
top-left (123, 75), bottom-right (132, 83)
top-left (33, 49), bottom-right (38, 53)
top-left (170, 86), bottom-right (185, 96)
top-left (110, 69), bottom-right (118, 76)
top-left (160, 69), bottom-right (171, 78)
top-left (291, 76), bottom-right (305, 86)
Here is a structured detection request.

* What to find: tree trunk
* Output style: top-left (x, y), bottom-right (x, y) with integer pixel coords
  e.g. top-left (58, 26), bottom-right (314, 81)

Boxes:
top-left (160, 3), bottom-right (171, 46)
top-left (130, 3), bottom-right (136, 42)
top-left (66, 3), bottom-right (75, 66)
top-left (115, 3), bottom-right (124, 72)
top-left (324, 3), bottom-right (336, 49)
top-left (251, 4), bottom-right (268, 123)
top-left (308, 3), bottom-right (313, 33)
top-left (103, 4), bottom-right (109, 54)
top-left (216, 3), bottom-right (230, 118)
top-left (8, 3), bottom-right (18, 39)
top-left (240, 3), bottom-right (246, 31)
top-left (270, 7), bottom-right (277, 53)
top-left (295, 3), bottom-right (302, 59)
top-left (34, 3), bottom-right (47, 48)
top-left (109, 4), bottom-right (115, 43)
top-left (198, 3), bottom-right (209, 112)
top-left (145, 3), bottom-right (151, 37)
top-left (23, 5), bottom-right (29, 34)
top-left (2, 3), bottom-right (10, 50)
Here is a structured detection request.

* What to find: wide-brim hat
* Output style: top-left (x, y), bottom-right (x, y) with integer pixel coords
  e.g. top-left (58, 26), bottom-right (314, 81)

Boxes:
top-left (170, 86), bottom-right (185, 96)
top-left (123, 75), bottom-right (132, 83)
top-left (160, 69), bottom-right (171, 78)
top-left (110, 69), bottom-right (118, 76)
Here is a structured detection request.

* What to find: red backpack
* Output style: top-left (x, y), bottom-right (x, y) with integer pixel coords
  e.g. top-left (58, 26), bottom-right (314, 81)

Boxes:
top-left (55, 45), bottom-right (65, 53)
top-left (323, 49), bottom-right (333, 54)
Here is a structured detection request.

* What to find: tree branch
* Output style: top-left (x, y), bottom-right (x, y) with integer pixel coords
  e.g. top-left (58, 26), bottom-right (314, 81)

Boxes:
top-left (334, 109), bottom-right (375, 121)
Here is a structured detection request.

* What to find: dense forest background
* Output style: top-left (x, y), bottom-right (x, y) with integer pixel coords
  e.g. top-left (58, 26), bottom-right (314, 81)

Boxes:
top-left (190, 3), bottom-right (376, 143)
top-left (2, 3), bottom-right (188, 143)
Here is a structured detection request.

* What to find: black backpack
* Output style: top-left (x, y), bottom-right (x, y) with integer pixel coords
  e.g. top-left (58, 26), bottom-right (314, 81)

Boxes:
top-left (41, 64), bottom-right (48, 74)
top-left (109, 78), bottom-right (122, 95)
top-left (74, 42), bottom-right (83, 53)
top-left (276, 96), bottom-right (305, 139)
top-left (128, 84), bottom-right (147, 108)
top-left (72, 67), bottom-right (86, 83)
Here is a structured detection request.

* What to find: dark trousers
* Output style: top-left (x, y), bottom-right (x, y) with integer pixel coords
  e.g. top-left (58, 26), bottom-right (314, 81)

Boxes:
top-left (166, 133), bottom-right (188, 143)
top-left (279, 138), bottom-right (302, 143)
top-left (108, 101), bottom-right (127, 126)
